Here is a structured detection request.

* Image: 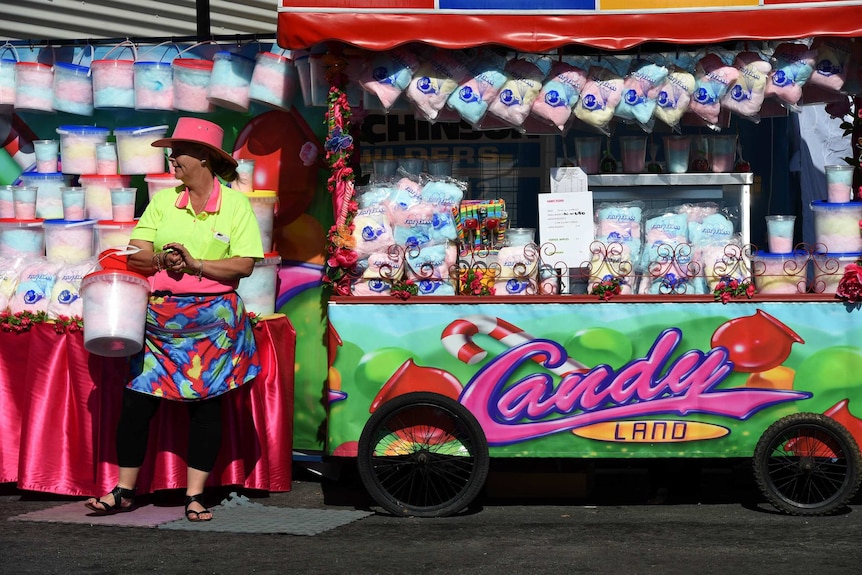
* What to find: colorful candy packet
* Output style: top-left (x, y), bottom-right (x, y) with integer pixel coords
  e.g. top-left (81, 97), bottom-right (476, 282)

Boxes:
top-left (765, 42), bottom-right (817, 109)
top-left (721, 51), bottom-right (772, 123)
top-left (530, 58), bottom-right (589, 131)
top-left (689, 51), bottom-right (739, 127)
top-left (573, 57), bottom-right (628, 135)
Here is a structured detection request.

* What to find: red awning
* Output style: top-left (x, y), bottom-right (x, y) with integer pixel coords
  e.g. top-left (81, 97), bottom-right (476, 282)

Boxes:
top-left (277, 5), bottom-right (862, 52)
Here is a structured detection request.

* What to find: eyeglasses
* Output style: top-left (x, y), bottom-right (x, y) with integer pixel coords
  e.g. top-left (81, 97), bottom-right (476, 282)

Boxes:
top-left (169, 146), bottom-right (205, 159)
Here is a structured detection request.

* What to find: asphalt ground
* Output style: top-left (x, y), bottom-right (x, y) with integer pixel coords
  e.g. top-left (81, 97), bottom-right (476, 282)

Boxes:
top-left (2, 459), bottom-right (862, 575)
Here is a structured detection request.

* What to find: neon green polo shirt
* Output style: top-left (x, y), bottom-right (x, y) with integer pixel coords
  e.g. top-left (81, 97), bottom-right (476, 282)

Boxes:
top-left (131, 180), bottom-right (265, 261)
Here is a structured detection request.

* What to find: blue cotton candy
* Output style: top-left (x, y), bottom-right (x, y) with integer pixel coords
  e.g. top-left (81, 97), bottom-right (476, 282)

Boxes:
top-left (447, 55), bottom-right (508, 126)
top-left (615, 63), bottom-right (668, 125)
top-left (688, 213), bottom-right (734, 246)
top-left (421, 181), bottom-right (464, 206)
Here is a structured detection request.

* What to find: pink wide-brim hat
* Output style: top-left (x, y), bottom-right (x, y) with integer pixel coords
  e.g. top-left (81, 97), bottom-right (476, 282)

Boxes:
top-left (151, 117), bottom-right (238, 168)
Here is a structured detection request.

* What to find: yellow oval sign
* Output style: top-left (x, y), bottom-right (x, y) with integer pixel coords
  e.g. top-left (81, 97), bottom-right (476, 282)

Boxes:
top-left (573, 420), bottom-right (729, 443)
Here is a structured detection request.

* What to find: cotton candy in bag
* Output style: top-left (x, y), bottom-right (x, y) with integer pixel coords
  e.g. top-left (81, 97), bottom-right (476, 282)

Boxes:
top-left (531, 60), bottom-right (588, 131)
top-left (720, 51), bottom-right (771, 123)
top-left (447, 51), bottom-right (508, 127)
top-left (352, 204), bottom-right (394, 259)
top-left (359, 48), bottom-right (422, 111)
top-left (654, 64), bottom-right (696, 131)
top-left (765, 42), bottom-right (816, 107)
top-left (809, 37), bottom-right (853, 93)
top-left (47, 259), bottom-right (97, 319)
top-left (615, 61), bottom-right (668, 128)
top-left (405, 50), bottom-right (470, 121)
top-left (574, 61), bottom-right (626, 134)
top-left (0, 256), bottom-right (24, 312)
top-left (10, 259), bottom-right (63, 314)
top-left (487, 58), bottom-right (547, 130)
top-left (689, 53), bottom-right (739, 126)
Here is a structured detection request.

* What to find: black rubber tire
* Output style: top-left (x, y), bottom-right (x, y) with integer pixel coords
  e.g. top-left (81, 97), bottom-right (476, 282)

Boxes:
top-left (753, 412), bottom-right (862, 516)
top-left (357, 392), bottom-right (490, 517)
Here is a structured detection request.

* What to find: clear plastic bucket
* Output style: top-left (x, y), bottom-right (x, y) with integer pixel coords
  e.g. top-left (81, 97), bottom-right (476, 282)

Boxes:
top-left (144, 173), bottom-right (183, 202)
top-left (55, 125), bottom-right (110, 175)
top-left (14, 62), bottom-right (54, 113)
top-left (244, 190), bottom-right (278, 252)
top-left (173, 58), bottom-right (215, 113)
top-left (249, 51), bottom-right (297, 111)
top-left (43, 219), bottom-right (96, 263)
top-left (751, 250), bottom-right (808, 295)
top-left (81, 269), bottom-right (150, 357)
top-left (78, 174), bottom-right (131, 220)
top-left (91, 41), bottom-right (137, 109)
top-left (237, 252), bottom-right (281, 317)
top-left (93, 219), bottom-right (137, 253)
top-left (114, 125), bottom-right (169, 175)
top-left (810, 200), bottom-right (862, 254)
top-left (811, 251), bottom-right (862, 294)
top-left (134, 61), bottom-right (174, 111)
top-left (0, 44), bottom-right (19, 106)
top-left (52, 62), bottom-right (93, 116)
top-left (18, 171), bottom-right (68, 219)
top-left (207, 51), bottom-right (255, 112)
top-left (0, 218), bottom-right (45, 259)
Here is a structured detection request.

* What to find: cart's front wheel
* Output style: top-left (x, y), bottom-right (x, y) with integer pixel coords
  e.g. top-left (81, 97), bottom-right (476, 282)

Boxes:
top-left (753, 412), bottom-right (862, 516)
top-left (357, 392), bottom-right (490, 517)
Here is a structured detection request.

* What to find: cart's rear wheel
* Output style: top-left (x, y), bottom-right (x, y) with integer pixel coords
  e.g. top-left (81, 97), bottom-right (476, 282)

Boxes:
top-left (357, 392), bottom-right (489, 517)
top-left (753, 412), bottom-right (862, 516)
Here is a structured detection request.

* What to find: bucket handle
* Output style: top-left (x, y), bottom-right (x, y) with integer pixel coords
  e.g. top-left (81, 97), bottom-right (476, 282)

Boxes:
top-left (177, 40), bottom-right (218, 59)
top-left (99, 244), bottom-right (142, 261)
top-left (103, 40), bottom-right (138, 62)
top-left (139, 41), bottom-right (181, 64)
top-left (0, 42), bottom-right (19, 63)
top-left (73, 44), bottom-right (96, 75)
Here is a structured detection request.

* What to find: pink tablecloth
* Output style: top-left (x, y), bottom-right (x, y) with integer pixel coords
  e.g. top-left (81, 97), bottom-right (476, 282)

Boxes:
top-left (0, 315), bottom-right (295, 497)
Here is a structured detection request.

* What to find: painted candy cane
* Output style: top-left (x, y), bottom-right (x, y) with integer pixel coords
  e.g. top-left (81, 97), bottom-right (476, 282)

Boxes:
top-left (441, 314), bottom-right (587, 375)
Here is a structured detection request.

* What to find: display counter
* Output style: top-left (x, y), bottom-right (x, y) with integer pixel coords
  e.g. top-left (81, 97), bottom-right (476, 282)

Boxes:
top-left (0, 315), bottom-right (295, 497)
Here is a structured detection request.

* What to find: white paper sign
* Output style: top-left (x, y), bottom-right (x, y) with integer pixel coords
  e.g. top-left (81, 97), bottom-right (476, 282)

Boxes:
top-left (550, 167), bottom-right (588, 194)
top-left (538, 191), bottom-right (594, 293)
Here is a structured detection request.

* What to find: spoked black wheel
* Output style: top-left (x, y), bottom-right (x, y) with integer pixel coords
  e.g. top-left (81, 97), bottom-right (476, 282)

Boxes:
top-left (357, 392), bottom-right (490, 517)
top-left (753, 413), bottom-right (862, 516)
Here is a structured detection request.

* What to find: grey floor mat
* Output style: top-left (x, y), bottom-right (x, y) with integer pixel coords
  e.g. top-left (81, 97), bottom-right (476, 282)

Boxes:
top-left (157, 492), bottom-right (374, 535)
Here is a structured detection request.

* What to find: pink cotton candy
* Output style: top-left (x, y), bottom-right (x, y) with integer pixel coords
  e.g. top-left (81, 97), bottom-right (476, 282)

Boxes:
top-left (765, 42), bottom-right (817, 106)
top-left (531, 61), bottom-right (589, 131)
top-left (405, 51), bottom-right (470, 121)
top-left (573, 66), bottom-right (625, 131)
top-left (809, 37), bottom-right (853, 93)
top-left (721, 52), bottom-right (771, 121)
top-left (10, 260), bottom-right (62, 314)
top-left (487, 59), bottom-right (546, 129)
top-left (689, 54), bottom-right (738, 126)
top-left (359, 48), bottom-right (421, 111)
top-left (654, 68), bottom-right (695, 129)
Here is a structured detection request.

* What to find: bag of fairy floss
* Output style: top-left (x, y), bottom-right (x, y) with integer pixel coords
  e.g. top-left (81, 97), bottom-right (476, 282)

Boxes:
top-left (0, 256), bottom-right (25, 312)
top-left (47, 259), bottom-right (98, 319)
top-left (10, 258), bottom-right (63, 314)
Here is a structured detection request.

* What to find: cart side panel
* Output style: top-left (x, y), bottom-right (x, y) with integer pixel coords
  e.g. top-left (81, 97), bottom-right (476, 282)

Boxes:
top-left (327, 301), bottom-right (862, 459)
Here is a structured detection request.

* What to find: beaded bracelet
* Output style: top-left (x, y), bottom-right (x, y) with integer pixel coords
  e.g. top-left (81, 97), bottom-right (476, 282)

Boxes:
top-left (152, 253), bottom-right (162, 272)
top-left (196, 259), bottom-right (204, 281)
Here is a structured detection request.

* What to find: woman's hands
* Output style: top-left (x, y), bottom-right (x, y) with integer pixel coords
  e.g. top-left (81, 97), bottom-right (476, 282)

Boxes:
top-left (162, 242), bottom-right (196, 274)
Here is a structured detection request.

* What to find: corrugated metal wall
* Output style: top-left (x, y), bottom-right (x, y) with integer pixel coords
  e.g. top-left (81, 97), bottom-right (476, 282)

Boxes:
top-left (0, 0), bottom-right (277, 42)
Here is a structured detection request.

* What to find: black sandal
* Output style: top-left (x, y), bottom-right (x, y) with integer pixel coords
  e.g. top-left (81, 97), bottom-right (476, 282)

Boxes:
top-left (184, 494), bottom-right (213, 522)
top-left (84, 485), bottom-right (136, 515)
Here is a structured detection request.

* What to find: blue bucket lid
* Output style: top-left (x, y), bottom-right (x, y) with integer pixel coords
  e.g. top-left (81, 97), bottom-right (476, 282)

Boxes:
top-left (43, 218), bottom-right (97, 226)
top-left (113, 125), bottom-right (169, 136)
top-left (20, 171), bottom-right (65, 179)
top-left (54, 62), bottom-right (90, 74)
top-left (810, 200), bottom-right (862, 210)
top-left (752, 250), bottom-right (808, 259)
top-left (56, 125), bottom-right (109, 135)
top-left (134, 61), bottom-right (172, 68)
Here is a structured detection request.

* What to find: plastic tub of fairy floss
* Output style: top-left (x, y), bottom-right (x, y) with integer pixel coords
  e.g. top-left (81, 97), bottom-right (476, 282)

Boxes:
top-left (43, 219), bottom-right (96, 263)
top-left (52, 47), bottom-right (95, 117)
top-left (237, 252), bottom-right (281, 317)
top-left (15, 61), bottom-right (54, 113)
top-left (249, 50), bottom-right (298, 111)
top-left (0, 218), bottom-right (45, 259)
top-left (243, 190), bottom-right (278, 252)
top-left (55, 125), bottom-right (110, 175)
top-left (94, 219), bottom-right (137, 253)
top-left (173, 58), bottom-right (215, 113)
top-left (18, 171), bottom-right (69, 219)
top-left (78, 174), bottom-right (131, 221)
top-left (811, 252), bottom-right (862, 294)
top-left (0, 44), bottom-right (19, 106)
top-left (810, 200), bottom-right (862, 253)
top-left (207, 51), bottom-right (255, 112)
top-left (114, 126), bottom-right (169, 175)
top-left (91, 41), bottom-right (137, 109)
top-left (144, 173), bottom-right (183, 202)
top-left (751, 250), bottom-right (809, 295)
top-left (81, 262), bottom-right (150, 357)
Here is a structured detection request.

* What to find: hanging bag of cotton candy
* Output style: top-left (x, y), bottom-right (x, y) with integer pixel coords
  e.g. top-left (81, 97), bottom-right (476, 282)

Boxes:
top-left (653, 52), bottom-right (697, 133)
top-left (614, 57), bottom-right (669, 133)
top-left (764, 42), bottom-right (817, 111)
top-left (405, 48), bottom-right (471, 122)
top-left (445, 49), bottom-right (509, 129)
top-left (530, 58), bottom-right (589, 132)
top-left (358, 46), bottom-right (422, 113)
top-left (807, 37), bottom-right (853, 94)
top-left (573, 56), bottom-right (628, 136)
top-left (688, 50), bottom-right (739, 128)
top-left (720, 50), bottom-right (772, 124)
top-left (486, 56), bottom-right (550, 132)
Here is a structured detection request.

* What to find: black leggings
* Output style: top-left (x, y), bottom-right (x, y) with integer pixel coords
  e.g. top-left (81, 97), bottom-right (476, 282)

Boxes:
top-left (116, 388), bottom-right (224, 473)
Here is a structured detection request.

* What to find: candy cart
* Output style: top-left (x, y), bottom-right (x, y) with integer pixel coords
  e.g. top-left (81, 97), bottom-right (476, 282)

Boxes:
top-left (277, 1), bottom-right (862, 517)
